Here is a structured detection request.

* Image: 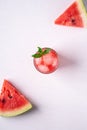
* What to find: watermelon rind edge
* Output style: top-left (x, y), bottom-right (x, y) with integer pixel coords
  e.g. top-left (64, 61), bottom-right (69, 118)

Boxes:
top-left (0, 103), bottom-right (32, 117)
top-left (77, 0), bottom-right (87, 27)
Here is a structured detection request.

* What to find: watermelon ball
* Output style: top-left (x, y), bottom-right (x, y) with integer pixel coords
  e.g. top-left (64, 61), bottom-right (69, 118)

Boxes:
top-left (32, 47), bottom-right (58, 74)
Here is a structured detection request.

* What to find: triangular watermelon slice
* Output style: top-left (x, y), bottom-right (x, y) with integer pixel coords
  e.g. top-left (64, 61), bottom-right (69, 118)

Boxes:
top-left (0, 80), bottom-right (32, 117)
top-left (54, 0), bottom-right (87, 27)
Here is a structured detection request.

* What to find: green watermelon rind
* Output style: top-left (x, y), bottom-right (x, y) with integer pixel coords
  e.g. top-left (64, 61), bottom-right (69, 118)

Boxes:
top-left (77, 0), bottom-right (87, 27)
top-left (0, 103), bottom-right (32, 117)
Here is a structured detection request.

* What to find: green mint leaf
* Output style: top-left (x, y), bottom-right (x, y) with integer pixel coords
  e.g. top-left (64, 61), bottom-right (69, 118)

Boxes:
top-left (42, 48), bottom-right (50, 55)
top-left (32, 53), bottom-right (42, 58)
top-left (32, 47), bottom-right (51, 58)
top-left (37, 47), bottom-right (42, 53)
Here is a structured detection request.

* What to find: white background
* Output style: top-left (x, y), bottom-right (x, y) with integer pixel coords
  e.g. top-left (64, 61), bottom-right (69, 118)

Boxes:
top-left (0, 0), bottom-right (87, 130)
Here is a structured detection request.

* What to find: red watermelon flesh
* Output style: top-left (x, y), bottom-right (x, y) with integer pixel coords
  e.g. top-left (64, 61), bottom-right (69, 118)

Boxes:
top-left (0, 80), bottom-right (32, 117)
top-left (55, 0), bottom-right (87, 27)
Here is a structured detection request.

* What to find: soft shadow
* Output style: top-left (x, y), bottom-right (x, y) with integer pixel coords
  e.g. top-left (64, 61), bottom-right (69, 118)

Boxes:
top-left (16, 98), bottom-right (38, 118)
top-left (58, 54), bottom-right (78, 69)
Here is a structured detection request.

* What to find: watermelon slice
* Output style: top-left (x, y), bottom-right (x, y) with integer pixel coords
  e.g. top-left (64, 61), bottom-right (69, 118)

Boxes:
top-left (0, 80), bottom-right (32, 117)
top-left (54, 0), bottom-right (87, 27)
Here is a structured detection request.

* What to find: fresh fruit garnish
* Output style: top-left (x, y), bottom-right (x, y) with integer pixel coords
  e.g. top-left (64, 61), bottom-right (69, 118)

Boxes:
top-left (0, 80), bottom-right (32, 117)
top-left (32, 47), bottom-right (58, 74)
top-left (54, 0), bottom-right (87, 27)
top-left (32, 47), bottom-right (51, 58)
